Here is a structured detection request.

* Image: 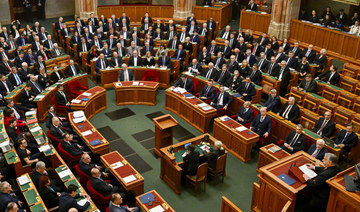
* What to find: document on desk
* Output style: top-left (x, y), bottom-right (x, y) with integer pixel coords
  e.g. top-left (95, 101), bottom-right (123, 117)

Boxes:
top-left (18, 175), bottom-right (30, 185)
top-left (73, 117), bottom-right (86, 123)
top-left (73, 111), bottom-right (85, 118)
top-left (149, 205), bottom-right (165, 212)
top-left (71, 99), bottom-right (81, 104)
top-left (110, 161), bottom-right (124, 169)
top-left (133, 81), bottom-right (139, 86)
top-left (82, 92), bottom-right (92, 97)
top-left (58, 169), bottom-right (72, 179)
top-left (0, 140), bottom-right (9, 148)
top-left (197, 103), bottom-right (208, 108)
top-left (123, 175), bottom-right (137, 183)
top-left (77, 199), bottom-right (89, 206)
top-left (299, 164), bottom-right (317, 179)
top-left (39, 144), bottom-right (51, 152)
top-left (81, 130), bottom-right (93, 136)
top-left (220, 116), bottom-right (231, 121)
top-left (30, 126), bottom-right (42, 133)
top-left (116, 82), bottom-right (122, 87)
top-left (236, 126), bottom-right (248, 132)
top-left (201, 106), bottom-right (213, 111)
top-left (25, 110), bottom-right (36, 116)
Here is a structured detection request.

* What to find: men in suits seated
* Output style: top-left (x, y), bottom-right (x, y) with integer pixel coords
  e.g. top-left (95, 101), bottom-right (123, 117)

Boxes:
top-left (198, 47), bottom-right (211, 65)
top-left (334, 123), bottom-right (358, 155)
top-left (278, 97), bottom-right (300, 123)
top-left (220, 40), bottom-right (232, 59)
top-left (220, 25), bottom-right (231, 40)
top-left (226, 70), bottom-right (242, 91)
top-left (158, 52), bottom-right (171, 69)
top-left (211, 85), bottom-right (232, 110)
top-left (250, 41), bottom-right (263, 57)
top-left (275, 47), bottom-right (286, 64)
top-left (244, 49), bottom-right (256, 67)
top-left (208, 40), bottom-right (220, 56)
top-left (313, 111), bottom-right (335, 138)
top-left (236, 101), bottom-right (254, 125)
top-left (281, 124), bottom-right (307, 153)
top-left (248, 64), bottom-right (262, 85)
top-left (8, 67), bottom-right (22, 87)
top-left (46, 105), bottom-right (70, 129)
top-left (19, 84), bottom-right (36, 108)
top-left (187, 58), bottom-right (201, 75)
top-left (299, 44), bottom-right (316, 63)
top-left (55, 84), bottom-right (70, 107)
top-left (102, 43), bottom-right (112, 58)
top-left (61, 132), bottom-right (85, 156)
top-left (58, 184), bottom-right (91, 212)
top-left (0, 74), bottom-right (13, 97)
top-left (0, 181), bottom-right (26, 212)
top-left (142, 41), bottom-right (154, 56)
top-left (50, 117), bottom-right (77, 141)
top-left (277, 60), bottom-right (291, 96)
top-left (285, 51), bottom-right (298, 70)
top-left (114, 42), bottom-right (126, 58)
top-left (172, 44), bottom-right (186, 63)
top-left (31, 161), bottom-right (63, 191)
top-left (297, 74), bottom-right (317, 93)
top-left (110, 52), bottom-right (123, 68)
top-left (77, 38), bottom-right (90, 58)
top-left (214, 64), bottom-right (231, 85)
top-left (6, 119), bottom-right (20, 142)
top-left (51, 66), bottom-right (64, 84)
top-left (173, 75), bottom-right (194, 93)
top-left (91, 35), bottom-right (103, 50)
top-left (264, 89), bottom-right (281, 113)
top-left (213, 52), bottom-right (226, 69)
top-left (257, 52), bottom-right (269, 72)
top-left (307, 139), bottom-right (328, 161)
top-left (50, 43), bottom-right (65, 58)
top-left (203, 62), bottom-right (217, 80)
top-left (109, 193), bottom-right (139, 212)
top-left (315, 65), bottom-right (340, 85)
top-left (299, 153), bottom-right (339, 211)
top-left (95, 53), bottom-right (110, 74)
top-left (91, 168), bottom-right (119, 197)
top-left (17, 138), bottom-right (45, 166)
top-left (27, 74), bottom-right (42, 96)
top-left (226, 55), bottom-right (239, 74)
top-left (79, 153), bottom-right (108, 178)
top-left (250, 107), bottom-right (272, 138)
top-left (199, 80), bottom-right (216, 101)
top-left (0, 57), bottom-right (13, 75)
top-left (236, 76), bottom-right (256, 101)
top-left (128, 50), bottom-right (142, 67)
top-left (33, 55), bottom-right (47, 76)
top-left (118, 64), bottom-right (134, 81)
top-left (65, 59), bottom-right (81, 77)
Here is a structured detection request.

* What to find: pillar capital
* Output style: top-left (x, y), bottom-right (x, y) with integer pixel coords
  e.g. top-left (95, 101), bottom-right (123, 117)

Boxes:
top-left (173, 0), bottom-right (196, 19)
top-left (75, 0), bottom-right (98, 19)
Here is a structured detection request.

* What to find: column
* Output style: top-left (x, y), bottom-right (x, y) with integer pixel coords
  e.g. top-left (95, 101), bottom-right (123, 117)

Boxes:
top-left (75, 0), bottom-right (98, 19)
top-left (268, 0), bottom-right (301, 40)
top-left (173, 0), bottom-right (196, 19)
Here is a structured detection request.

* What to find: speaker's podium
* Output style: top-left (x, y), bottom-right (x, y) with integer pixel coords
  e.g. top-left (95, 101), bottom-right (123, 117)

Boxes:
top-left (252, 151), bottom-right (316, 212)
top-left (153, 114), bottom-right (178, 157)
top-left (326, 166), bottom-right (360, 212)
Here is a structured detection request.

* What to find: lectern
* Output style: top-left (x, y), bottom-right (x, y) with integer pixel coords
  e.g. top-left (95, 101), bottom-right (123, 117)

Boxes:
top-left (153, 114), bottom-right (178, 156)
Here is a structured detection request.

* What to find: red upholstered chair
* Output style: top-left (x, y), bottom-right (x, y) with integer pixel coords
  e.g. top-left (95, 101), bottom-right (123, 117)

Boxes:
top-left (47, 130), bottom-right (60, 149)
top-left (57, 143), bottom-right (82, 168)
top-left (191, 78), bottom-right (199, 94)
top-left (258, 119), bottom-right (275, 146)
top-left (75, 164), bottom-right (90, 187)
top-left (141, 70), bottom-right (159, 82)
top-left (106, 207), bottom-right (109, 212)
top-left (86, 180), bottom-right (111, 211)
top-left (52, 96), bottom-right (68, 116)
top-left (68, 80), bottom-right (88, 99)
top-left (245, 109), bottom-right (258, 128)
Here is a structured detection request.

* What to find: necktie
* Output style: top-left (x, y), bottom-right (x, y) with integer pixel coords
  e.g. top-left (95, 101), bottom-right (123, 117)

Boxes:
top-left (305, 81), bottom-right (309, 90)
top-left (317, 120), bottom-right (328, 135)
top-left (245, 83), bottom-right (249, 90)
top-left (218, 93), bottom-right (223, 102)
top-left (306, 50), bottom-right (310, 57)
top-left (56, 71), bottom-right (60, 79)
top-left (172, 41), bottom-right (175, 49)
top-left (163, 58), bottom-right (166, 66)
top-left (230, 39), bottom-right (233, 47)
top-left (49, 40), bottom-right (53, 49)
top-left (10, 41), bottom-right (14, 49)
top-left (177, 50), bottom-right (181, 59)
top-left (206, 69), bottom-right (212, 78)
top-left (58, 126), bottom-right (63, 134)
top-left (125, 70), bottom-right (128, 81)
top-left (11, 107), bottom-right (20, 119)
top-left (260, 116), bottom-right (265, 122)
top-left (3, 82), bottom-right (9, 92)
top-left (218, 72), bottom-right (225, 82)
top-left (269, 63), bottom-right (274, 75)
top-left (115, 58), bottom-right (118, 67)
top-left (5, 63), bottom-right (10, 72)
top-left (49, 186), bottom-right (55, 193)
top-left (287, 58), bottom-right (290, 64)
top-left (282, 105), bottom-right (292, 118)
top-left (205, 86), bottom-right (210, 96)
top-left (2, 53), bottom-right (7, 60)
top-left (210, 46), bottom-right (214, 54)
top-left (251, 71), bottom-right (255, 77)
top-left (56, 49), bottom-right (60, 55)
top-left (279, 68), bottom-right (284, 79)
top-left (102, 60), bottom-right (105, 69)
top-left (259, 59), bottom-right (264, 69)
top-left (252, 46), bottom-right (256, 55)
top-left (223, 32), bottom-right (228, 39)
top-left (311, 148), bottom-right (320, 157)
top-left (169, 31), bottom-right (173, 40)
top-left (61, 91), bottom-right (67, 101)
top-left (181, 33), bottom-right (185, 42)
top-left (34, 82), bottom-right (41, 92)
top-left (118, 49), bottom-right (122, 57)
top-left (340, 132), bottom-right (348, 144)
top-left (289, 134), bottom-right (299, 146)
top-left (14, 74), bottom-right (21, 85)
top-left (202, 29), bottom-right (205, 36)
top-left (215, 58), bottom-right (220, 68)
top-left (83, 44), bottom-right (86, 52)
top-left (71, 65), bottom-right (76, 76)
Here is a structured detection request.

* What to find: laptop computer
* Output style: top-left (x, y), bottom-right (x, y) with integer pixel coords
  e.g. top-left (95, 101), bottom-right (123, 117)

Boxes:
top-left (36, 137), bottom-right (46, 145)
top-left (323, 137), bottom-right (335, 148)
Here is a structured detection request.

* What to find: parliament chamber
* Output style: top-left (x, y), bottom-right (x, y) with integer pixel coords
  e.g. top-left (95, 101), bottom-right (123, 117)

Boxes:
top-left (1, 0), bottom-right (360, 211)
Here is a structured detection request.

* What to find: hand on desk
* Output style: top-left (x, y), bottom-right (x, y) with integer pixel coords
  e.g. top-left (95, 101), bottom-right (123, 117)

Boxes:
top-left (237, 117), bottom-right (244, 122)
top-left (263, 132), bottom-right (269, 138)
top-left (303, 173), bottom-right (310, 181)
top-left (306, 163), bottom-right (315, 170)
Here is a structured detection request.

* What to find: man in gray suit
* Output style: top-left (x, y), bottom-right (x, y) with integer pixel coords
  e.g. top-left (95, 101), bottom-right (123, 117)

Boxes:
top-left (109, 193), bottom-right (139, 212)
top-left (118, 63), bottom-right (134, 81)
top-left (126, 41), bottom-right (140, 57)
top-left (50, 43), bottom-right (65, 58)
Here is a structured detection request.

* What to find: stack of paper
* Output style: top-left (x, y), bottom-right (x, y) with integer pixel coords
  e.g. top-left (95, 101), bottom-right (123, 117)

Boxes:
top-left (110, 161), bottom-right (124, 169)
top-left (236, 126), bottom-right (248, 132)
top-left (202, 106), bottom-right (213, 111)
top-left (219, 116), bottom-right (231, 121)
top-left (197, 103), bottom-right (208, 107)
top-left (35, 94), bottom-right (45, 100)
top-left (18, 175), bottom-right (30, 185)
top-left (25, 111), bottom-right (36, 116)
top-left (299, 164), bottom-right (318, 179)
top-left (71, 99), bottom-right (81, 104)
top-left (73, 111), bottom-right (85, 118)
top-left (0, 140), bottom-right (10, 148)
top-left (73, 117), bottom-right (86, 123)
top-left (81, 130), bottom-right (93, 136)
top-left (149, 205), bottom-right (165, 212)
top-left (173, 87), bottom-right (187, 94)
top-left (58, 169), bottom-right (72, 179)
top-left (39, 144), bottom-right (51, 152)
top-left (77, 199), bottom-right (89, 206)
top-left (184, 71), bottom-right (194, 77)
top-left (123, 175), bottom-right (137, 183)
top-left (82, 92), bottom-right (92, 97)
top-left (133, 81), bottom-right (139, 86)
top-left (30, 126), bottom-right (42, 133)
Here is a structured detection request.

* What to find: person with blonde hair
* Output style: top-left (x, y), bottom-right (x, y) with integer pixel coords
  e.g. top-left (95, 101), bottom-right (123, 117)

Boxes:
top-left (204, 140), bottom-right (225, 170)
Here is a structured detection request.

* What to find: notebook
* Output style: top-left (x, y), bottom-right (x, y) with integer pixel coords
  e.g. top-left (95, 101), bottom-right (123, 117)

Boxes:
top-left (89, 139), bottom-right (102, 146)
top-left (278, 173), bottom-right (296, 186)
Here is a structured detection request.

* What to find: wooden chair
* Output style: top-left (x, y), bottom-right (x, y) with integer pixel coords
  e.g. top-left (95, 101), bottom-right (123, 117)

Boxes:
top-left (302, 93), bottom-right (322, 112)
top-left (352, 97), bottom-right (360, 113)
top-left (333, 106), bottom-right (355, 126)
top-left (186, 163), bottom-right (208, 195)
top-left (208, 153), bottom-right (227, 185)
top-left (299, 108), bottom-right (320, 130)
top-left (317, 100), bottom-right (338, 116)
top-left (336, 90), bottom-right (357, 109)
top-left (339, 75), bottom-right (358, 92)
top-left (321, 86), bottom-right (340, 102)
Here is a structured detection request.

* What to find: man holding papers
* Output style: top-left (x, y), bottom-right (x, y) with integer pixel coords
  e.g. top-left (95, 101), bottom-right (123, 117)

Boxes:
top-left (173, 75), bottom-right (194, 93)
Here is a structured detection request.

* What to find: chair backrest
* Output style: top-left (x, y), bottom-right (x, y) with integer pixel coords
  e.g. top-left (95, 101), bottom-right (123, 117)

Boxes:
top-left (215, 153), bottom-right (227, 173)
top-left (75, 164), bottom-right (90, 186)
top-left (142, 70), bottom-right (159, 82)
top-left (191, 78), bottom-right (199, 93)
top-left (252, 108), bottom-right (258, 118)
top-left (47, 130), bottom-right (60, 148)
top-left (57, 143), bottom-right (80, 160)
top-left (195, 163), bottom-right (208, 181)
top-left (86, 180), bottom-right (111, 201)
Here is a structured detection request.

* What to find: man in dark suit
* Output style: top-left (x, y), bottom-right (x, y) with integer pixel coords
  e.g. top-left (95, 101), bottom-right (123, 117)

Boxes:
top-left (250, 41), bottom-right (263, 57)
top-left (278, 97), bottom-right (300, 123)
top-left (14, 51), bottom-right (26, 69)
top-left (110, 52), bottom-right (123, 68)
top-left (214, 64), bottom-right (231, 85)
top-left (6, 119), bottom-right (19, 142)
top-left (174, 75), bottom-right (194, 93)
top-left (264, 89), bottom-right (281, 113)
top-left (246, 0), bottom-right (258, 11)
top-left (61, 132), bottom-right (84, 156)
top-left (165, 20), bottom-right (177, 32)
top-left (266, 56), bottom-right (280, 77)
top-left (313, 111), bottom-right (335, 138)
top-left (248, 64), bottom-right (262, 85)
top-left (128, 50), bottom-right (142, 67)
top-left (168, 34), bottom-right (180, 49)
top-left (257, 32), bottom-right (269, 47)
top-left (55, 17), bottom-right (64, 31)
top-left (207, 18), bottom-right (216, 39)
top-left (211, 85), bottom-right (232, 110)
top-left (172, 44), bottom-right (186, 63)
top-left (153, 19), bottom-right (165, 31)
top-left (43, 34), bottom-right (55, 50)
top-left (300, 153), bottom-right (340, 211)
top-left (219, 25), bottom-right (231, 40)
top-left (236, 76), bottom-right (256, 101)
top-left (79, 153), bottom-right (107, 177)
top-left (158, 52), bottom-right (171, 69)
top-left (198, 23), bottom-right (209, 43)
top-left (5, 99), bottom-right (25, 120)
top-left (182, 144), bottom-right (200, 177)
top-left (90, 168), bottom-right (118, 197)
top-left (287, 41), bottom-right (302, 57)
top-left (285, 51), bottom-right (298, 70)
top-left (257, 52), bottom-right (269, 72)
top-left (77, 38), bottom-right (90, 58)
top-left (300, 44), bottom-right (316, 63)
top-left (213, 52), bottom-right (225, 69)
top-left (46, 105), bottom-right (70, 129)
top-left (236, 101), bottom-right (254, 125)
top-left (277, 60), bottom-right (291, 96)
top-left (65, 59), bottom-right (81, 77)
top-left (226, 55), bottom-right (239, 74)
top-left (19, 84), bottom-right (36, 108)
top-left (88, 13), bottom-right (98, 27)
top-left (55, 84), bottom-right (70, 107)
top-left (315, 65), bottom-right (340, 85)
top-left (208, 40), bottom-right (220, 56)
top-left (244, 49), bottom-right (256, 67)
top-left (275, 47), bottom-right (287, 63)
top-left (297, 74), bottom-right (317, 93)
top-left (0, 57), bottom-right (13, 75)
top-left (202, 62), bottom-right (217, 80)
top-left (233, 48), bottom-right (244, 63)
top-left (0, 181), bottom-right (25, 212)
top-left (142, 41), bottom-right (154, 56)
top-left (0, 74), bottom-right (13, 97)
top-left (307, 139), bottom-right (328, 161)
top-left (50, 117), bottom-right (76, 141)
top-left (199, 80), bottom-right (216, 101)
top-left (220, 40), bottom-right (232, 59)
top-left (264, 43), bottom-right (274, 60)
top-left (334, 124), bottom-right (358, 155)
top-left (281, 124), bottom-right (307, 153)
top-left (250, 107), bottom-right (272, 137)
top-left (118, 64), bottom-right (134, 81)
top-left (187, 59), bottom-right (202, 75)
top-left (106, 34), bottom-right (117, 49)
top-left (58, 184), bottom-right (91, 212)
top-left (95, 54), bottom-right (110, 74)
top-left (33, 56), bottom-right (47, 76)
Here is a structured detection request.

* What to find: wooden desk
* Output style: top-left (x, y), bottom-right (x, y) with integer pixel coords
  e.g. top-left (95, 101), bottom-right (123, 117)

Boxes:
top-left (70, 86), bottom-right (107, 120)
top-left (239, 9), bottom-right (271, 35)
top-left (5, 84), bottom-right (26, 103)
top-left (100, 67), bottom-right (170, 89)
top-left (113, 81), bottom-right (159, 106)
top-left (160, 134), bottom-right (217, 194)
top-left (136, 190), bottom-right (175, 212)
top-left (68, 112), bottom-right (109, 155)
top-left (261, 73), bottom-right (281, 95)
top-left (257, 144), bottom-right (290, 170)
top-left (252, 151), bottom-right (315, 212)
top-left (326, 166), bottom-right (360, 212)
top-left (165, 88), bottom-right (217, 133)
top-left (34, 74), bottom-right (88, 121)
top-left (101, 151), bottom-right (144, 196)
top-left (153, 115), bottom-right (178, 157)
top-left (213, 116), bottom-right (259, 162)
top-left (193, 2), bottom-right (233, 30)
top-left (221, 196), bottom-right (243, 212)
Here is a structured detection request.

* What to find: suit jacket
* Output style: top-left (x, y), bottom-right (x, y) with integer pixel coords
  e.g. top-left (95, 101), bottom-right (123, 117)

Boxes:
top-left (213, 56), bottom-right (226, 69)
top-left (50, 125), bottom-right (65, 140)
top-left (143, 57), bottom-right (155, 66)
top-left (55, 91), bottom-right (68, 106)
top-left (212, 91), bottom-right (232, 106)
top-left (106, 38), bottom-right (117, 49)
top-left (158, 56), bottom-right (171, 68)
top-left (286, 47), bottom-right (302, 57)
top-left (202, 68), bottom-right (217, 80)
top-left (214, 70), bottom-right (231, 85)
top-left (226, 61), bottom-right (239, 74)
top-left (286, 57), bottom-right (299, 70)
top-left (33, 61), bottom-right (47, 76)
top-left (220, 45), bottom-right (232, 59)
top-left (90, 39), bottom-right (103, 49)
top-left (183, 151), bottom-right (200, 175)
top-left (142, 46), bottom-right (154, 55)
top-left (279, 103), bottom-right (300, 123)
top-left (199, 85), bottom-right (215, 100)
top-left (204, 148), bottom-right (225, 170)
top-left (251, 45), bottom-right (264, 57)
top-left (6, 125), bottom-right (19, 143)
top-left (236, 82), bottom-right (256, 101)
top-left (126, 46), bottom-right (140, 57)
top-left (207, 20), bottom-right (216, 30)
top-left (236, 107), bottom-right (254, 125)
top-left (65, 64), bottom-right (81, 77)
top-left (50, 48), bottom-right (65, 58)
top-left (153, 31), bottom-right (164, 40)
top-left (0, 61), bottom-right (13, 75)
top-left (313, 118), bottom-right (335, 138)
top-left (110, 56), bottom-right (123, 67)
top-left (38, 73), bottom-right (50, 89)
top-left (19, 89), bottom-right (34, 107)
top-left (114, 47), bottom-right (126, 57)
top-left (59, 192), bottom-right (90, 212)
top-left (314, 54), bottom-right (327, 69)
top-left (277, 67), bottom-right (291, 90)
top-left (225, 76), bottom-right (242, 91)
top-left (264, 94), bottom-right (281, 113)
top-left (298, 79), bottom-right (317, 93)
top-left (43, 39), bottom-right (55, 50)
top-left (14, 56), bottom-right (25, 68)
top-left (246, 3), bottom-right (258, 11)
top-left (266, 62), bottom-right (280, 77)
top-left (198, 52), bottom-right (211, 65)
top-left (250, 114), bottom-right (272, 136)
top-left (153, 23), bottom-right (165, 31)
top-left (61, 140), bottom-right (83, 156)
top-left (0, 192), bottom-right (22, 212)
top-left (77, 42), bottom-right (90, 54)
top-left (168, 39), bottom-right (179, 49)
top-left (8, 73), bottom-right (22, 86)
top-left (118, 69), bottom-right (134, 81)
top-left (282, 131), bottom-right (307, 153)
top-left (245, 55), bottom-right (256, 66)
top-left (128, 56), bottom-right (143, 67)
top-left (207, 45), bottom-right (220, 55)
top-left (39, 186), bottom-right (59, 208)
top-left (275, 52), bottom-right (287, 63)
top-left (236, 42), bottom-right (246, 53)
top-left (16, 37), bottom-right (28, 46)
top-left (249, 70), bottom-right (262, 85)
top-left (334, 130), bottom-right (358, 153)
top-left (19, 68), bottom-right (33, 82)
top-left (183, 42), bottom-right (193, 53)
top-left (172, 49), bottom-right (186, 62)
top-left (78, 160), bottom-right (96, 177)
top-left (50, 71), bottom-right (64, 84)
top-left (165, 24), bottom-right (177, 32)
top-left (91, 177), bottom-right (117, 197)
top-left (300, 48), bottom-right (316, 63)
top-left (307, 144), bottom-right (328, 161)
top-left (174, 78), bottom-right (194, 92)
top-left (28, 80), bottom-right (42, 96)
top-left (318, 71), bottom-right (340, 85)
top-left (95, 59), bottom-right (110, 72)
top-left (257, 58), bottom-right (269, 72)
top-left (0, 80), bottom-right (13, 96)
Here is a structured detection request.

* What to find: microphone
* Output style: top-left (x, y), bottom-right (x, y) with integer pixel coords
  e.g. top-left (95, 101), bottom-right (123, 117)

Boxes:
top-left (168, 147), bottom-right (173, 154)
top-left (289, 159), bottom-right (314, 169)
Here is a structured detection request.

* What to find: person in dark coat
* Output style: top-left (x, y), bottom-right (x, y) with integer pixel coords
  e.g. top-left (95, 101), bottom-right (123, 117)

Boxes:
top-left (334, 124), bottom-right (358, 155)
top-left (277, 60), bottom-right (291, 96)
top-left (38, 175), bottom-right (60, 208)
top-left (313, 111), bottom-right (335, 138)
top-left (183, 144), bottom-right (200, 176)
top-left (173, 75), bottom-right (194, 93)
top-left (199, 80), bottom-right (216, 101)
top-left (281, 124), bottom-right (307, 154)
top-left (58, 184), bottom-right (90, 212)
top-left (90, 168), bottom-right (118, 197)
top-left (307, 139), bottom-right (328, 161)
top-left (236, 101), bottom-right (254, 125)
top-left (297, 74), bottom-right (317, 93)
top-left (211, 85), bottom-right (232, 110)
top-left (250, 107), bottom-right (272, 137)
top-left (204, 141), bottom-right (225, 170)
top-left (236, 76), bottom-right (256, 101)
top-left (315, 65), bottom-right (340, 85)
top-left (264, 89), bottom-right (281, 113)
top-left (277, 97), bottom-right (300, 123)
